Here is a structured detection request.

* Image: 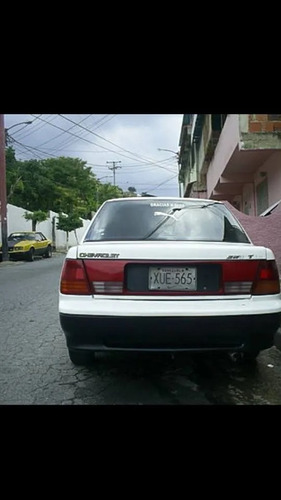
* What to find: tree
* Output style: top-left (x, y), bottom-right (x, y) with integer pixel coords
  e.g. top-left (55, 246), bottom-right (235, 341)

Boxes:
top-left (95, 182), bottom-right (124, 210)
top-left (56, 212), bottom-right (83, 250)
top-left (23, 210), bottom-right (48, 231)
top-left (5, 146), bottom-right (24, 202)
top-left (42, 157), bottom-right (99, 217)
top-left (5, 148), bottom-right (129, 216)
top-left (6, 153), bottom-right (100, 218)
top-left (7, 156), bottom-right (55, 211)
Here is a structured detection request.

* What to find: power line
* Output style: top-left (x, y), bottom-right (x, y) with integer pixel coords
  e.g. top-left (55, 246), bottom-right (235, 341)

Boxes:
top-left (58, 114), bottom-right (176, 173)
top-left (8, 114), bottom-right (178, 175)
top-left (34, 114), bottom-right (93, 148)
top-left (12, 115), bottom-right (57, 141)
top-left (148, 174), bottom-right (179, 193)
top-left (6, 114), bottom-right (180, 196)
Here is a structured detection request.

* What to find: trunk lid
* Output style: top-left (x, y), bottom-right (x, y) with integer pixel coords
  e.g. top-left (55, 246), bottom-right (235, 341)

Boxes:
top-left (71, 241), bottom-right (276, 296)
top-left (77, 240), bottom-right (267, 261)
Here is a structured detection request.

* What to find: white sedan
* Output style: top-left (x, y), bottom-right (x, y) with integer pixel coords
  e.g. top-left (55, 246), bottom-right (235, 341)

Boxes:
top-left (59, 197), bottom-right (281, 365)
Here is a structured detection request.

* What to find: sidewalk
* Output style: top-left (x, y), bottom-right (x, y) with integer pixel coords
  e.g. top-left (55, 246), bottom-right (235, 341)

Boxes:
top-left (0, 251), bottom-right (65, 267)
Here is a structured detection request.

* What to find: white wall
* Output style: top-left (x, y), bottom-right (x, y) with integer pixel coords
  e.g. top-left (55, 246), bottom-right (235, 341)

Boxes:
top-left (255, 151), bottom-right (281, 207)
top-left (0, 204), bottom-right (91, 250)
top-left (207, 115), bottom-right (240, 196)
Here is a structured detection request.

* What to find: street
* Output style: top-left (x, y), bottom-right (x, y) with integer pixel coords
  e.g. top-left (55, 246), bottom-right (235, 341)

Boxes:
top-left (1, 253), bottom-right (281, 405)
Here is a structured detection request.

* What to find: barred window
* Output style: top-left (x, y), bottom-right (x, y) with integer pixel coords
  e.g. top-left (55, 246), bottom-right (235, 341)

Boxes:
top-left (268, 114), bottom-right (281, 121)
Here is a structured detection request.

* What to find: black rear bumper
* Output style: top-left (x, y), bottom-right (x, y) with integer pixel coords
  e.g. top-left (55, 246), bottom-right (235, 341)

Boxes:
top-left (59, 312), bottom-right (281, 353)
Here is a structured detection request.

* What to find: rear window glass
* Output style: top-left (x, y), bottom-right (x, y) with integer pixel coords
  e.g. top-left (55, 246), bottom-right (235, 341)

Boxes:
top-left (84, 199), bottom-right (250, 243)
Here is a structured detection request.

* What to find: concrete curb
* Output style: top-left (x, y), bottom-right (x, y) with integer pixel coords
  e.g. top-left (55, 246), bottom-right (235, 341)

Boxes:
top-left (0, 252), bottom-right (65, 267)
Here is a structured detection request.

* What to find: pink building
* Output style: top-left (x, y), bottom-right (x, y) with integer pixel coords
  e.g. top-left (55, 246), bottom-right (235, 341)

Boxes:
top-left (178, 114), bottom-right (281, 215)
top-left (224, 200), bottom-right (281, 274)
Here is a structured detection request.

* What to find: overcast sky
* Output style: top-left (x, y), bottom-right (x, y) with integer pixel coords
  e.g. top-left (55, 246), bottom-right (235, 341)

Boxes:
top-left (4, 114), bottom-right (183, 197)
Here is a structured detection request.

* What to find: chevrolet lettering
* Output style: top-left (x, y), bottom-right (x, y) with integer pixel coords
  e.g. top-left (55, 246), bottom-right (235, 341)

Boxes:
top-left (79, 252), bottom-right (120, 258)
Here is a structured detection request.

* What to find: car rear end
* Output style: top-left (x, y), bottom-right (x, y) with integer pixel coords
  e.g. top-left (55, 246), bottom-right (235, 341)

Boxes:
top-left (59, 198), bottom-right (281, 363)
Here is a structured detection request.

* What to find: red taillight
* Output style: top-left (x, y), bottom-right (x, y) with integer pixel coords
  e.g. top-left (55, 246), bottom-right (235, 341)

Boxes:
top-left (223, 260), bottom-right (259, 294)
top-left (222, 260), bottom-right (280, 295)
top-left (252, 260), bottom-right (280, 295)
top-left (60, 259), bottom-right (92, 295)
top-left (84, 260), bottom-right (124, 294)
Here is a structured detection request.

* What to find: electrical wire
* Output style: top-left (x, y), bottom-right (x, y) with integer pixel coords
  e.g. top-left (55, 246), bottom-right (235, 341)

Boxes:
top-left (7, 114), bottom-right (180, 195)
top-left (58, 114), bottom-right (177, 173)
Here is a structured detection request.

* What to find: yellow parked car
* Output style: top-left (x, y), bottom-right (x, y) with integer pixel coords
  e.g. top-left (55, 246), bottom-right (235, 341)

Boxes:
top-left (0, 231), bottom-right (53, 262)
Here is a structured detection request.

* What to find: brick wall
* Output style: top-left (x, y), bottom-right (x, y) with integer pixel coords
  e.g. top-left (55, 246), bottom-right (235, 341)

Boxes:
top-left (249, 114), bottom-right (281, 133)
top-left (224, 201), bottom-right (281, 274)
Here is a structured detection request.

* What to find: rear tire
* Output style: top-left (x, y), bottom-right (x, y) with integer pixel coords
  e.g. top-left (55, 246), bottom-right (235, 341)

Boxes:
top-left (27, 248), bottom-right (35, 261)
top-left (44, 245), bottom-right (52, 258)
top-left (68, 349), bottom-right (96, 366)
top-left (228, 349), bottom-right (260, 365)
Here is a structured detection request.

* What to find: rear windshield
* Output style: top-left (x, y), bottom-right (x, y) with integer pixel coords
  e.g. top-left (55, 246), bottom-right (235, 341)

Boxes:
top-left (84, 199), bottom-right (250, 243)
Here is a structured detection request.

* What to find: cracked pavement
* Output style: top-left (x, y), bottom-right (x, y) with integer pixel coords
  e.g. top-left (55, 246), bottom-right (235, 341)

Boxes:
top-left (1, 253), bottom-right (281, 405)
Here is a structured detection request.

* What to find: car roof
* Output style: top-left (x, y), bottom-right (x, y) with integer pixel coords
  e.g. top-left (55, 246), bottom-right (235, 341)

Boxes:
top-left (103, 197), bottom-right (222, 204)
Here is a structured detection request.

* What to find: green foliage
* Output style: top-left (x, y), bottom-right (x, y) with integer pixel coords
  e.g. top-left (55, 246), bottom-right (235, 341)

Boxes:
top-left (41, 157), bottom-right (98, 216)
top-left (23, 210), bottom-right (48, 231)
top-left (5, 146), bottom-right (24, 202)
top-left (5, 146), bottom-right (17, 166)
top-left (5, 146), bottom-right (129, 217)
top-left (95, 182), bottom-right (124, 210)
top-left (125, 186), bottom-right (137, 197)
top-left (56, 212), bottom-right (83, 234)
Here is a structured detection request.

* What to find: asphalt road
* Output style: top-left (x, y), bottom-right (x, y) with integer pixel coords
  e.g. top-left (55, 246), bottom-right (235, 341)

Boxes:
top-left (1, 253), bottom-right (281, 405)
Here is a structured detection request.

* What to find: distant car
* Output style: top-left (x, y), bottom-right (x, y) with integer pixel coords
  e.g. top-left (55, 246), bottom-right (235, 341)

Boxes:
top-left (0, 231), bottom-right (52, 261)
top-left (59, 197), bottom-right (281, 366)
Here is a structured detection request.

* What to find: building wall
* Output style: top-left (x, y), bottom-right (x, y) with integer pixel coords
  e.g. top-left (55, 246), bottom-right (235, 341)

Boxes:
top-left (255, 151), bottom-right (281, 207)
top-left (197, 114), bottom-right (212, 175)
top-left (242, 183), bottom-right (255, 215)
top-left (239, 114), bottom-right (249, 133)
top-left (207, 115), bottom-right (240, 196)
top-left (206, 114), bottom-right (281, 214)
top-left (248, 114), bottom-right (281, 133)
top-left (240, 151), bottom-right (281, 215)
top-left (224, 200), bottom-right (281, 274)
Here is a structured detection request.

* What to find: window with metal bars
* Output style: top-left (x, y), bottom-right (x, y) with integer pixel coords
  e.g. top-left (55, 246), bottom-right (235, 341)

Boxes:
top-left (268, 114), bottom-right (281, 121)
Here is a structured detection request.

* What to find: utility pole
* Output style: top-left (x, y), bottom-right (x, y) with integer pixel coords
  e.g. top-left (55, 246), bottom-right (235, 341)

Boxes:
top-left (0, 114), bottom-right (8, 261)
top-left (0, 117), bottom-right (32, 261)
top-left (106, 161), bottom-right (121, 186)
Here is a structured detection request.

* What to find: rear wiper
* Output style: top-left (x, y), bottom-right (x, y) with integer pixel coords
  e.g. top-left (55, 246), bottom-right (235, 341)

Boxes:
top-left (143, 202), bottom-right (222, 240)
top-left (154, 211), bottom-right (178, 220)
top-left (199, 202), bottom-right (221, 209)
top-left (143, 207), bottom-right (183, 239)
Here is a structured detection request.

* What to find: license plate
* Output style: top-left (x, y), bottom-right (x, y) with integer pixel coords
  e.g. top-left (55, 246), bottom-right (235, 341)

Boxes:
top-left (148, 266), bottom-right (197, 291)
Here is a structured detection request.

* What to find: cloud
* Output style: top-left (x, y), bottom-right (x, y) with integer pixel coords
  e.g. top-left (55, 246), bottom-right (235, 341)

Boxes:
top-left (4, 114), bottom-right (183, 196)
